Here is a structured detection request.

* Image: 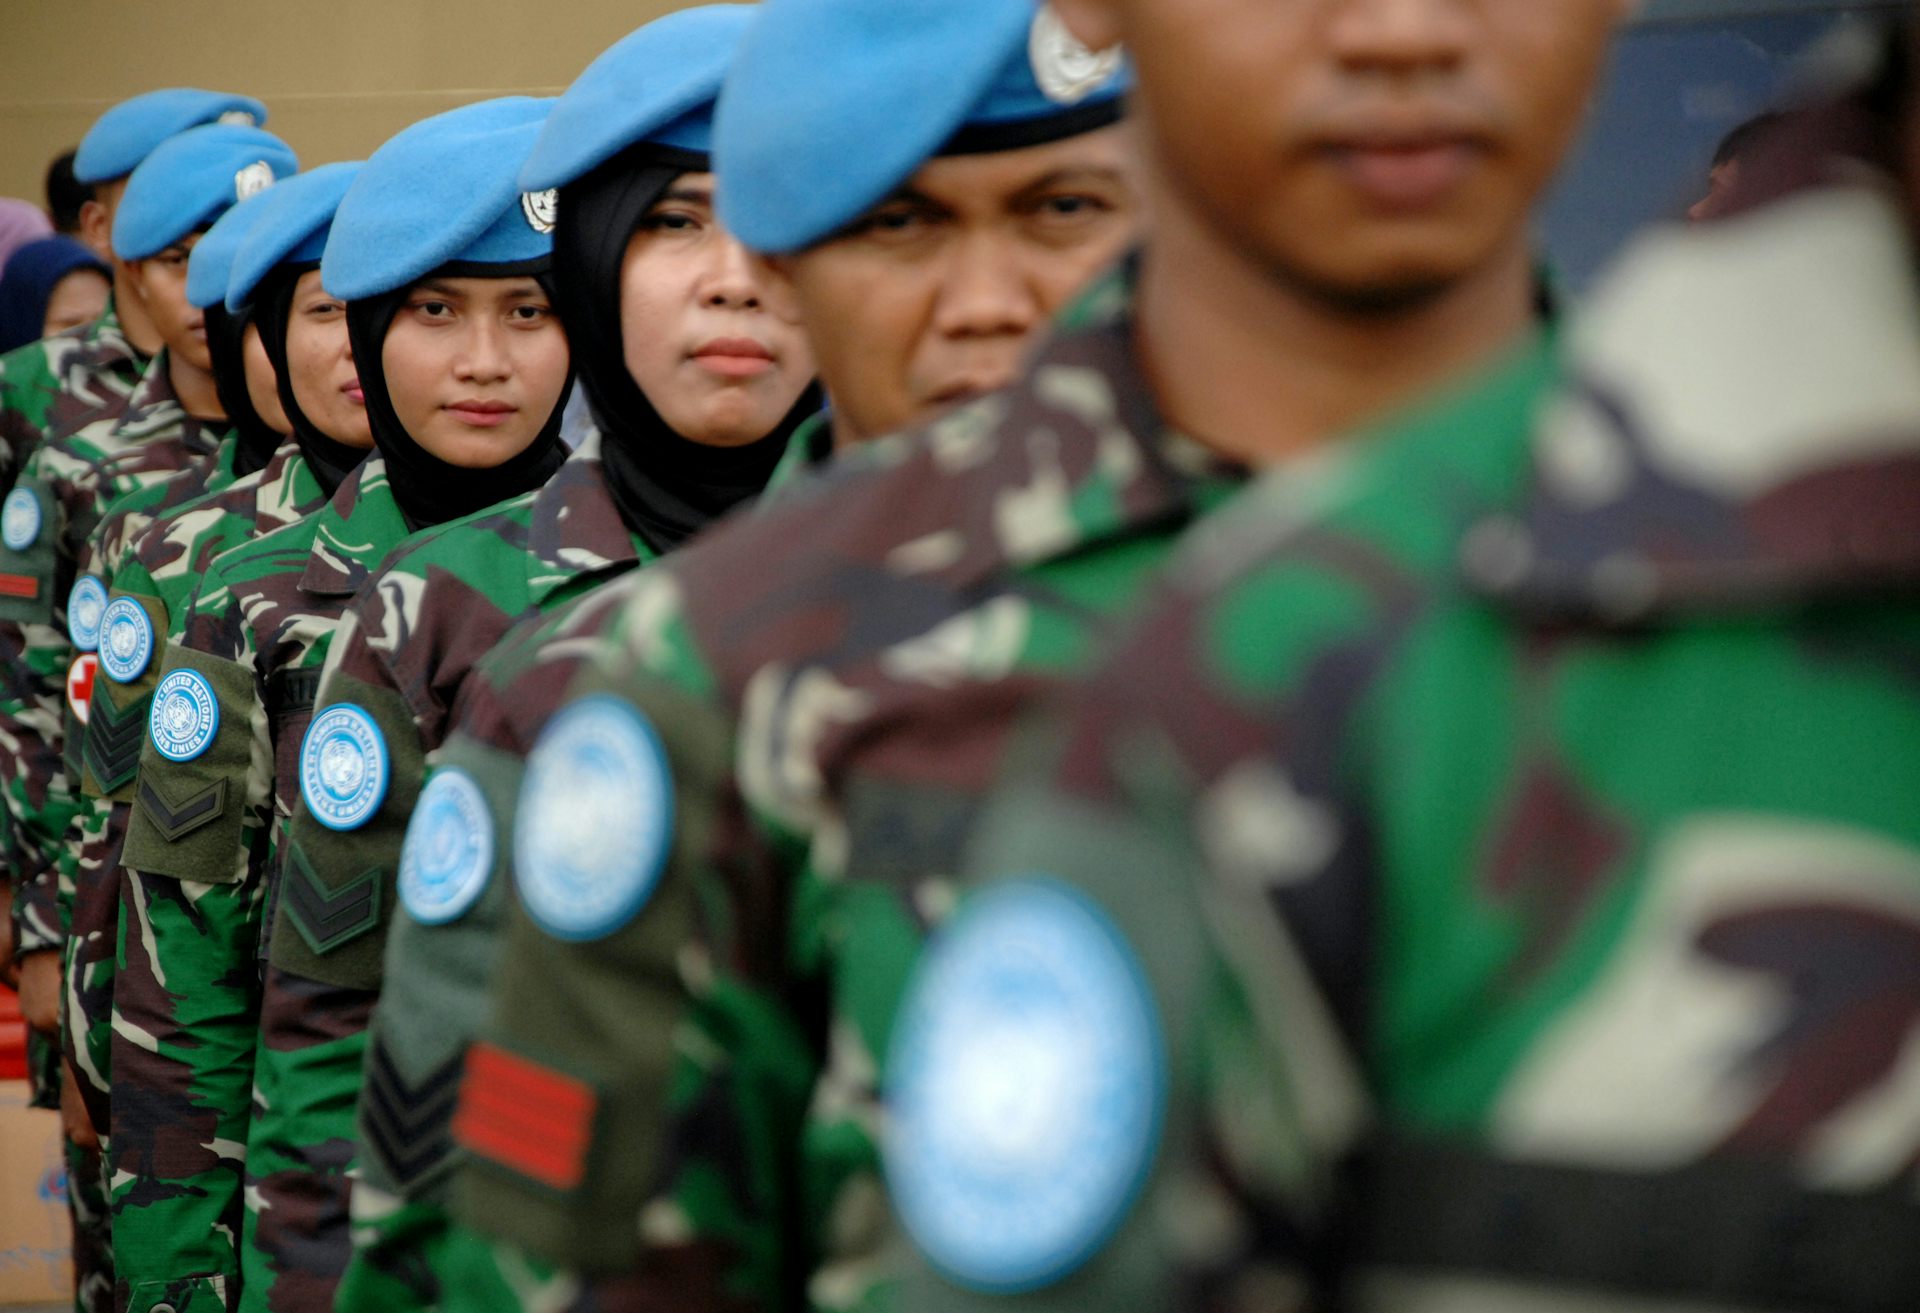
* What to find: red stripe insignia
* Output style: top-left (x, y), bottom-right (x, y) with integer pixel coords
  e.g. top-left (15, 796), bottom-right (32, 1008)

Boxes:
top-left (0, 573), bottom-right (39, 599)
top-left (453, 1042), bottom-right (597, 1191)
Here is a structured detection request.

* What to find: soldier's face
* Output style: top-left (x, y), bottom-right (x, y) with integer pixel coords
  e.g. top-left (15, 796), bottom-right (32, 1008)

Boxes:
top-left (242, 320), bottom-right (290, 436)
top-left (381, 274), bottom-right (571, 468)
top-left (42, 269), bottom-right (109, 337)
top-left (132, 234), bottom-right (211, 370)
top-left (284, 270), bottom-right (372, 449)
top-left (1055, 0), bottom-right (1626, 309)
top-left (618, 172), bottom-right (816, 447)
top-left (764, 127), bottom-right (1137, 445)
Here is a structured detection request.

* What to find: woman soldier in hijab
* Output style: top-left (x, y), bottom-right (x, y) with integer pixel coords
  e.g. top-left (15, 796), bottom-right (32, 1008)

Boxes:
top-left (109, 98), bottom-right (573, 1313)
top-left (279, 14), bottom-right (819, 1308)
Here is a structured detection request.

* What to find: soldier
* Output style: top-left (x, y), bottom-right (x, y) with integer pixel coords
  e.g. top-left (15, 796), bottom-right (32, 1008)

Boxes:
top-left (118, 96), bottom-right (573, 1313)
top-left (889, 18), bottom-right (1920, 1313)
top-left (287, 14), bottom-right (819, 1309)
top-left (72, 163), bottom-right (348, 1313)
top-left (0, 90), bottom-right (268, 493)
top-left (449, 0), bottom-right (1629, 1309)
top-left (0, 121), bottom-right (296, 1313)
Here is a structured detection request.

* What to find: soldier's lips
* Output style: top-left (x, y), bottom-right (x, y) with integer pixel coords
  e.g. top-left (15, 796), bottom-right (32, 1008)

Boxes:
top-left (342, 381), bottom-right (364, 405)
top-left (446, 400), bottom-right (517, 427)
top-left (1317, 131), bottom-right (1491, 212)
top-left (691, 337), bottom-right (775, 378)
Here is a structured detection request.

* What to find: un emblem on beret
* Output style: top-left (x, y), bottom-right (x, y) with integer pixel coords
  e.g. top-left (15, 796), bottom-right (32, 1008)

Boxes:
top-left (149, 669), bottom-right (220, 763)
top-left (67, 575), bottom-right (108, 652)
top-left (514, 694), bottom-right (673, 942)
top-left (400, 767), bottom-right (494, 925)
top-left (1029, 4), bottom-right (1123, 106)
top-left (300, 703), bottom-right (390, 831)
top-left (885, 879), bottom-right (1165, 1292)
top-left (98, 597), bottom-right (155, 684)
top-left (521, 189), bottom-right (558, 235)
top-left (1, 487), bottom-right (41, 551)
top-left (217, 109), bottom-right (260, 127)
top-left (234, 160), bottom-right (276, 203)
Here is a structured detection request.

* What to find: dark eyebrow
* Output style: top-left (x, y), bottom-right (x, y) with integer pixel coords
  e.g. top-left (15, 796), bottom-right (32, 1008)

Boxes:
top-left (1010, 166), bottom-right (1127, 203)
top-left (412, 279), bottom-right (461, 297)
top-left (654, 185), bottom-right (714, 207)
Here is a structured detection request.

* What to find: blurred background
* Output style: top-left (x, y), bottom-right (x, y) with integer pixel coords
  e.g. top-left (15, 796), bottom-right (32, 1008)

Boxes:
top-left (0, 0), bottom-right (1908, 288)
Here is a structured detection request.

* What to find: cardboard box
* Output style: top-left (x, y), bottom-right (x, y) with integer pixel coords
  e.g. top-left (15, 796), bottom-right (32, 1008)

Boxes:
top-left (0, 1080), bottom-right (70, 1306)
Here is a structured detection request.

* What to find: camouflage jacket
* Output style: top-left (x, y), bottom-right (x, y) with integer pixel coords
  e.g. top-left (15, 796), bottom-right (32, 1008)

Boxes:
top-left (108, 454), bottom-right (406, 1313)
top-left (449, 267), bottom-right (1246, 1310)
top-left (894, 185), bottom-right (1920, 1313)
top-left (0, 350), bottom-right (222, 957)
top-left (0, 299), bottom-right (148, 490)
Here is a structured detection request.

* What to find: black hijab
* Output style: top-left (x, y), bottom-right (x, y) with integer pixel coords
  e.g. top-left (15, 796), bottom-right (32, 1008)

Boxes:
top-left (345, 259), bottom-right (572, 532)
top-left (255, 263), bottom-right (369, 500)
top-left (553, 141), bottom-right (821, 554)
top-left (204, 302), bottom-right (281, 477)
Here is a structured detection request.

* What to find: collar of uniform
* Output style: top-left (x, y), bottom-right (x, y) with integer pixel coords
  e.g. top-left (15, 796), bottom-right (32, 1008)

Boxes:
top-left (302, 454), bottom-right (412, 596)
top-left (525, 422), bottom-right (651, 607)
top-left (101, 348), bottom-right (223, 464)
top-left (1468, 184), bottom-right (1920, 625)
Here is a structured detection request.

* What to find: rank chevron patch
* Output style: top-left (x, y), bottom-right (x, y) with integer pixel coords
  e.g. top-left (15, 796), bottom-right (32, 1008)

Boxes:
top-left (136, 775), bottom-right (228, 843)
top-left (360, 1040), bottom-right (466, 1192)
top-left (284, 841), bottom-right (383, 954)
top-left (85, 688), bottom-right (151, 794)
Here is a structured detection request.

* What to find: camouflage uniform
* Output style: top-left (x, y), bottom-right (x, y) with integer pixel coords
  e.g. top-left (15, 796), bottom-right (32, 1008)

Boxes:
top-left (0, 300), bottom-right (148, 493)
top-left (0, 350), bottom-right (224, 1313)
top-left (109, 455), bottom-right (406, 1313)
top-left (90, 440), bottom-right (330, 1313)
top-left (448, 268), bottom-right (1245, 1311)
top-left (894, 180), bottom-right (1920, 1310)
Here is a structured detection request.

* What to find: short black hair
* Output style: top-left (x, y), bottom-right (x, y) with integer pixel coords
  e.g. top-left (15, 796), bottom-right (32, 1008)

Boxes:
top-left (44, 149), bottom-right (85, 234)
top-left (1711, 112), bottom-right (1784, 170)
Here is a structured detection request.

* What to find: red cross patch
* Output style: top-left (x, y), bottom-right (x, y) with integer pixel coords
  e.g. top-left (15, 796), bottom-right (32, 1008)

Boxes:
top-left (66, 653), bottom-right (97, 725)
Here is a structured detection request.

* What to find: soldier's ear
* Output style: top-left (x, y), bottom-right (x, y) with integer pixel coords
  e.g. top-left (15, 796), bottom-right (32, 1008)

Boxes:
top-left (751, 252), bottom-right (806, 329)
top-left (78, 199), bottom-right (112, 263)
top-left (1049, 0), bottom-right (1124, 60)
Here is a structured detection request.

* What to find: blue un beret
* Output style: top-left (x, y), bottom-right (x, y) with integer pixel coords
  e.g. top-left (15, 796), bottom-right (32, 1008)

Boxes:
top-left (225, 162), bottom-right (363, 311)
top-left (113, 124), bottom-right (300, 262)
top-left (715, 0), bottom-right (1129, 254)
top-left (185, 186), bottom-right (279, 309)
top-left (74, 88), bottom-right (270, 186)
top-left (323, 97), bottom-right (558, 302)
top-left (521, 4), bottom-right (754, 192)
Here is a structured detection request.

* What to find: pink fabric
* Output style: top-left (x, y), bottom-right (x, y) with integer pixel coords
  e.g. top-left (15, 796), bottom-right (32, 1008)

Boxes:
top-left (0, 199), bottom-right (54, 282)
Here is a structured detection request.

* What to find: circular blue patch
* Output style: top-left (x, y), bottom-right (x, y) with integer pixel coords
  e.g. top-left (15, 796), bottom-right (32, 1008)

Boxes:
top-left (67, 575), bottom-right (108, 652)
top-left (148, 669), bottom-right (220, 763)
top-left (884, 879), bottom-right (1166, 1293)
top-left (299, 703), bottom-right (390, 831)
top-left (1, 487), bottom-right (41, 551)
top-left (514, 694), bottom-right (673, 942)
top-left (98, 597), bottom-right (155, 683)
top-left (399, 768), bottom-right (494, 925)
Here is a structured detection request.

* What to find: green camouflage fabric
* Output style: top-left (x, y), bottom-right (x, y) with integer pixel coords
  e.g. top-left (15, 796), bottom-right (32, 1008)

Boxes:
top-left (59, 430), bottom-right (248, 1140)
top-left (106, 455), bottom-right (403, 1313)
top-left (0, 351), bottom-right (221, 962)
top-left (320, 432), bottom-right (653, 1312)
top-left (98, 440), bottom-right (330, 1313)
top-left (896, 183), bottom-right (1920, 1312)
top-left (448, 265), bottom-right (1245, 1312)
top-left (0, 299), bottom-right (147, 492)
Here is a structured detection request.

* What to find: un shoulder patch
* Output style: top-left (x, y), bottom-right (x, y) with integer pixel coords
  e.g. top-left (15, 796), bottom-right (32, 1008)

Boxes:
top-left (148, 669), bottom-right (220, 763)
top-left (400, 767), bottom-right (493, 925)
top-left (884, 879), bottom-right (1165, 1293)
top-left (514, 694), bottom-right (673, 942)
top-left (99, 596), bottom-right (155, 683)
top-left (2, 487), bottom-right (42, 551)
top-left (67, 575), bottom-right (108, 651)
top-left (300, 703), bottom-right (390, 831)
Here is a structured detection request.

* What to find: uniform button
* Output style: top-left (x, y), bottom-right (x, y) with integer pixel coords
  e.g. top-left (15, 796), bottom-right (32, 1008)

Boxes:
top-left (1589, 552), bottom-right (1662, 623)
top-left (1460, 516), bottom-right (1536, 593)
top-left (1539, 395), bottom-right (1633, 507)
top-left (152, 1304), bottom-right (178, 1313)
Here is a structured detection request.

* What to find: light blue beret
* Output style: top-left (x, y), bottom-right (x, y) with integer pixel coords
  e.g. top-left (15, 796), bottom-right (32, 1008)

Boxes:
top-left (185, 186), bottom-right (278, 309)
top-left (225, 162), bottom-right (363, 311)
top-left (521, 5), bottom-right (754, 192)
top-left (74, 88), bottom-right (270, 185)
top-left (322, 97), bottom-right (558, 302)
top-left (715, 0), bottom-right (1130, 254)
top-left (112, 124), bottom-right (299, 262)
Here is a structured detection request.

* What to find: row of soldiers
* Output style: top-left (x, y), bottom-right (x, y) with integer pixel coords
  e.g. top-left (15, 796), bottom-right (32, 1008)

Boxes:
top-left (0, 0), bottom-right (1916, 1311)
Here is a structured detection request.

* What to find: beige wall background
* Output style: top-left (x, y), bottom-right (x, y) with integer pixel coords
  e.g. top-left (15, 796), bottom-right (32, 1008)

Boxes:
top-left (0, 0), bottom-right (699, 206)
